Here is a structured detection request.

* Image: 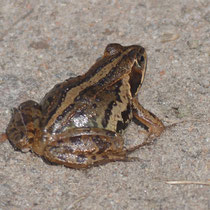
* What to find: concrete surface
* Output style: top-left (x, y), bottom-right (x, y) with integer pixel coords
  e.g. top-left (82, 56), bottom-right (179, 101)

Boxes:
top-left (0, 0), bottom-right (209, 209)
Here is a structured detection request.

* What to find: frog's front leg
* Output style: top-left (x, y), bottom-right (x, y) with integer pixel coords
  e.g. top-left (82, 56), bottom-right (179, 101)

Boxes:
top-left (6, 100), bottom-right (43, 152)
top-left (132, 98), bottom-right (165, 138)
top-left (42, 128), bottom-right (130, 169)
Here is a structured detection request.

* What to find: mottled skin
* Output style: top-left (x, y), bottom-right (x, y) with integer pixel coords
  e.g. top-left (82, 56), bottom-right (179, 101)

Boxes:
top-left (6, 44), bottom-right (165, 168)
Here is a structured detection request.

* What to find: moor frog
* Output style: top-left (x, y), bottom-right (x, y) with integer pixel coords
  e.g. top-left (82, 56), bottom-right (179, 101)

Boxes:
top-left (6, 43), bottom-right (165, 168)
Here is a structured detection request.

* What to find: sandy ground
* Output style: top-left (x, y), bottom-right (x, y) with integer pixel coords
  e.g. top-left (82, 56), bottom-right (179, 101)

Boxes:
top-left (0, 1), bottom-right (209, 209)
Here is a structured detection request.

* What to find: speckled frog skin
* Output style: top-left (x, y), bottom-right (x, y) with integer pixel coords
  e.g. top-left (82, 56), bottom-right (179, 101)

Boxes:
top-left (6, 43), bottom-right (165, 168)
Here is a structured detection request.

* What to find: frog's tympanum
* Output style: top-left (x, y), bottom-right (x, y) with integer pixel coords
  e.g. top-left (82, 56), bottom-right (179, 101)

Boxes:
top-left (6, 44), bottom-right (165, 168)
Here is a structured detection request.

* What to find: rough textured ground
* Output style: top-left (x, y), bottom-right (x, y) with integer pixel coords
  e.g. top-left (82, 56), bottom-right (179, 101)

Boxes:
top-left (0, 1), bottom-right (209, 209)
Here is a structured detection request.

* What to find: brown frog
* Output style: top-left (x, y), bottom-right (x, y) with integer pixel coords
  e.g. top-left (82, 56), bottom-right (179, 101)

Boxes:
top-left (5, 43), bottom-right (165, 168)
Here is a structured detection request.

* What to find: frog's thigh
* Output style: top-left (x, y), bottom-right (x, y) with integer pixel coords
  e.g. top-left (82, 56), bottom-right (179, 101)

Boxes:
top-left (6, 100), bottom-right (42, 152)
top-left (132, 98), bottom-right (165, 137)
top-left (43, 128), bottom-right (127, 168)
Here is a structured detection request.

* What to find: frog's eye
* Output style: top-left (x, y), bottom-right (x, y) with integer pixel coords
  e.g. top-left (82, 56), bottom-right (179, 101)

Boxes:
top-left (136, 55), bottom-right (145, 67)
top-left (137, 55), bottom-right (145, 63)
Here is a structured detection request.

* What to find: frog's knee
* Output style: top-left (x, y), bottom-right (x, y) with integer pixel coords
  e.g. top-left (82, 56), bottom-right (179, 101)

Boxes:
top-left (6, 120), bottom-right (32, 152)
top-left (6, 100), bottom-right (42, 152)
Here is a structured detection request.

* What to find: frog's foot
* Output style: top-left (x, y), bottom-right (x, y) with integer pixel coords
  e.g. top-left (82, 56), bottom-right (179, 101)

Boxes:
top-left (163, 119), bottom-right (209, 130)
top-left (132, 98), bottom-right (165, 138)
top-left (6, 100), bottom-right (42, 152)
top-left (85, 152), bottom-right (138, 167)
top-left (125, 135), bottom-right (155, 155)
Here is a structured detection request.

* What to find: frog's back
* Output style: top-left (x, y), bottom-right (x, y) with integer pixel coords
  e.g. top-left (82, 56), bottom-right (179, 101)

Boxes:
top-left (40, 76), bottom-right (82, 124)
top-left (86, 77), bottom-right (133, 133)
top-left (46, 75), bottom-right (133, 135)
top-left (40, 43), bottom-right (140, 134)
top-left (40, 51), bottom-right (122, 130)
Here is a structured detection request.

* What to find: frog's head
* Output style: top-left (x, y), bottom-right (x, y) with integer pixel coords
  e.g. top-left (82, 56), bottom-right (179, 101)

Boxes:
top-left (103, 43), bottom-right (147, 97)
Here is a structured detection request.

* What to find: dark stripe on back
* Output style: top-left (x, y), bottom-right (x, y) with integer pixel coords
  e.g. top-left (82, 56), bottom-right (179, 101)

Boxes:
top-left (44, 52), bottom-right (122, 127)
top-left (74, 51), bottom-right (134, 101)
top-left (101, 101), bottom-right (116, 128)
top-left (116, 104), bottom-right (131, 133)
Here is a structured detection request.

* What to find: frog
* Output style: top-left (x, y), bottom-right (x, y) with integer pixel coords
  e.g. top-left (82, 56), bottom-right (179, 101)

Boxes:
top-left (5, 43), bottom-right (165, 168)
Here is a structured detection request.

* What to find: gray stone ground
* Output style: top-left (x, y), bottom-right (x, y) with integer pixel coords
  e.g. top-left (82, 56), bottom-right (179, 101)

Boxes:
top-left (0, 1), bottom-right (209, 209)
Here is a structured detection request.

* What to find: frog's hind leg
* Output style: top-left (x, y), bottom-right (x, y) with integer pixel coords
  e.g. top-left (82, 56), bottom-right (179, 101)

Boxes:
top-left (6, 100), bottom-right (43, 152)
top-left (43, 128), bottom-right (134, 169)
top-left (125, 136), bottom-right (155, 155)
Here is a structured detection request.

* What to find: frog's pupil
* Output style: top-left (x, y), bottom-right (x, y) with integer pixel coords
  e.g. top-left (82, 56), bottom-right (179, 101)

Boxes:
top-left (137, 54), bottom-right (144, 67)
top-left (138, 56), bottom-right (144, 64)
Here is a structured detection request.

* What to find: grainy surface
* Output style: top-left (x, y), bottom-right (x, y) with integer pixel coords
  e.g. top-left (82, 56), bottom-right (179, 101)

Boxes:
top-left (0, 1), bottom-right (209, 209)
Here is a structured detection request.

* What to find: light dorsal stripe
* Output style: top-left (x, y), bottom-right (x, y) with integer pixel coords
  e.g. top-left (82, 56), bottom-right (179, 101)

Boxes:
top-left (45, 47), bottom-right (134, 130)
